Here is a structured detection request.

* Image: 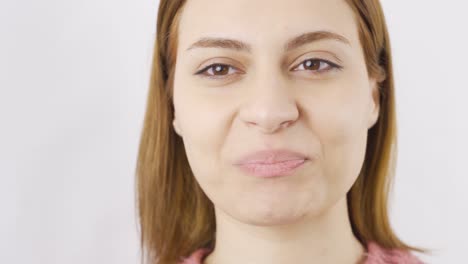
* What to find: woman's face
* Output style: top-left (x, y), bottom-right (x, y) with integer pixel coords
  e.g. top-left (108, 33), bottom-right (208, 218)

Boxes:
top-left (172, 0), bottom-right (380, 225)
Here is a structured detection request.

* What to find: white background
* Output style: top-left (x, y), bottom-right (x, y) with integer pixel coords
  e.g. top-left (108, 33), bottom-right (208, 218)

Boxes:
top-left (0, 0), bottom-right (466, 263)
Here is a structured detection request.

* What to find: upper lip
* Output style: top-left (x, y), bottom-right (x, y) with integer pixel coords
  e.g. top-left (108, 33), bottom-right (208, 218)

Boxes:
top-left (234, 149), bottom-right (309, 165)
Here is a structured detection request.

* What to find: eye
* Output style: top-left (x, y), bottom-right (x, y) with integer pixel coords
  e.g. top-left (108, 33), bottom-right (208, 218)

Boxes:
top-left (194, 63), bottom-right (241, 79)
top-left (194, 58), bottom-right (343, 80)
top-left (292, 58), bottom-right (342, 74)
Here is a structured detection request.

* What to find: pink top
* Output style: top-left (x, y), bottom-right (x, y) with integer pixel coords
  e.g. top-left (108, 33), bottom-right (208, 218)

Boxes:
top-left (178, 241), bottom-right (425, 264)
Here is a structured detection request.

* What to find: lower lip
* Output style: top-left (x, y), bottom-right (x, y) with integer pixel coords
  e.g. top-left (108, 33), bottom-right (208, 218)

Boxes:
top-left (235, 159), bottom-right (307, 178)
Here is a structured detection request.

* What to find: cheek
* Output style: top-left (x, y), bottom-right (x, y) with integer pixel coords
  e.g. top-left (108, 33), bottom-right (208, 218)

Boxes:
top-left (173, 80), bottom-right (235, 187)
top-left (173, 74), bottom-right (236, 134)
top-left (305, 85), bottom-right (369, 189)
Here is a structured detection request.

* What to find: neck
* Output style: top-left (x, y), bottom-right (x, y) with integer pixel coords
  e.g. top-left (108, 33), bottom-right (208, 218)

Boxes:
top-left (203, 196), bottom-right (365, 264)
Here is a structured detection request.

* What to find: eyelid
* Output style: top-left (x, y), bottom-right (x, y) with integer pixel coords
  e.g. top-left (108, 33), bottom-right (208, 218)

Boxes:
top-left (194, 63), bottom-right (243, 79)
top-left (291, 58), bottom-right (342, 72)
top-left (194, 57), bottom-right (343, 79)
top-left (195, 56), bottom-right (243, 73)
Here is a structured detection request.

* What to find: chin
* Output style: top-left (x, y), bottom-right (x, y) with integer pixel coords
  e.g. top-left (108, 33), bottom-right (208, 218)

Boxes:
top-left (234, 201), bottom-right (318, 227)
top-left (243, 211), bottom-right (309, 227)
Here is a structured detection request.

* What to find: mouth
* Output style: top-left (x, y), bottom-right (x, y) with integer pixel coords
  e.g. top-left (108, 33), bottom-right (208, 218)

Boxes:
top-left (233, 148), bottom-right (311, 178)
top-left (235, 158), bottom-right (307, 178)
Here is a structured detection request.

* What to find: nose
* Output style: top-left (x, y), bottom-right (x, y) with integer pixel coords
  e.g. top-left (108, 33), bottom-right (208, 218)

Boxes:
top-left (239, 71), bottom-right (299, 134)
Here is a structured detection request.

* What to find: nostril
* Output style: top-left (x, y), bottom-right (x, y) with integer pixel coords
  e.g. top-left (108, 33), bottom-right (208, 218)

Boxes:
top-left (280, 120), bottom-right (292, 128)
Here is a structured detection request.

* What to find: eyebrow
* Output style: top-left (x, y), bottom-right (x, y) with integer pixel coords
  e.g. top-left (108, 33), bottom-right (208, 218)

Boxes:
top-left (185, 30), bottom-right (351, 53)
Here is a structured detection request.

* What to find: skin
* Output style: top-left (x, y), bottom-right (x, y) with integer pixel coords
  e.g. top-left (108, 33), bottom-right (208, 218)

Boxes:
top-left (172, 0), bottom-right (380, 263)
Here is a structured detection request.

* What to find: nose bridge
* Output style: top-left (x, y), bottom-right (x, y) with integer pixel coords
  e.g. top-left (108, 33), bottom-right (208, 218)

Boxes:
top-left (239, 59), bottom-right (299, 133)
top-left (254, 64), bottom-right (290, 105)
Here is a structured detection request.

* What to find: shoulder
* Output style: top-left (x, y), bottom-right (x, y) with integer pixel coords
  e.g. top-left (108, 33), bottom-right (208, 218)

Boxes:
top-left (178, 247), bottom-right (213, 264)
top-left (364, 241), bottom-right (425, 264)
top-left (178, 241), bottom-right (425, 264)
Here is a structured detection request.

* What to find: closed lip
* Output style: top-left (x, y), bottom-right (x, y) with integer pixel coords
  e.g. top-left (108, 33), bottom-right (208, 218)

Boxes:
top-left (233, 149), bottom-right (310, 165)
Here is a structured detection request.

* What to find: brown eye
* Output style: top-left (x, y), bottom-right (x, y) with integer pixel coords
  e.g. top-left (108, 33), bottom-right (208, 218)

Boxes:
top-left (303, 59), bottom-right (321, 70)
top-left (196, 63), bottom-right (237, 78)
top-left (293, 58), bottom-right (341, 74)
top-left (213, 64), bottom-right (229, 75)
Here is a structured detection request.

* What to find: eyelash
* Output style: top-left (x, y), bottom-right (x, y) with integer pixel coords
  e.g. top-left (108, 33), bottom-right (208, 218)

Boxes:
top-left (194, 58), bottom-right (343, 80)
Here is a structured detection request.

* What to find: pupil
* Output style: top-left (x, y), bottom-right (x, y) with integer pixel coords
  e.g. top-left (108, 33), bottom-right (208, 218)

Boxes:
top-left (305, 60), bottom-right (320, 70)
top-left (214, 65), bottom-right (228, 75)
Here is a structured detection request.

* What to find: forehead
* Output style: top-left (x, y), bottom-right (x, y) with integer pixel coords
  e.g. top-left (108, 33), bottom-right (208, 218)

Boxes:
top-left (177, 0), bottom-right (360, 53)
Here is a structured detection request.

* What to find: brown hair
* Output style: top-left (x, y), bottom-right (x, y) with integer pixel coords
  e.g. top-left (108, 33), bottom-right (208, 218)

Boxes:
top-left (135, 0), bottom-right (431, 263)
